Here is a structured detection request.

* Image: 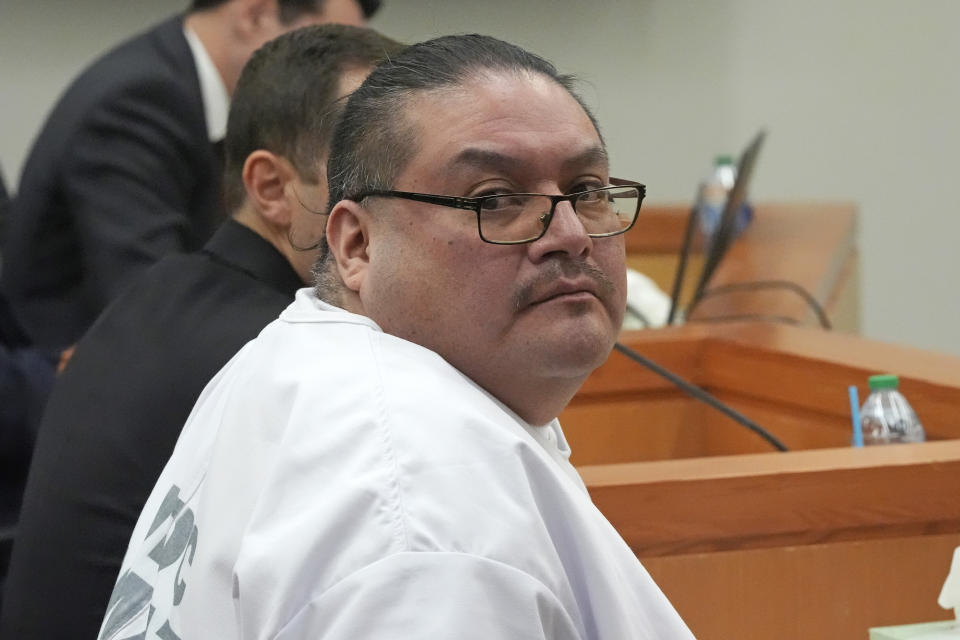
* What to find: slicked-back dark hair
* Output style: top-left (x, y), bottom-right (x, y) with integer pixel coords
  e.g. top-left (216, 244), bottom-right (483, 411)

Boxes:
top-left (313, 35), bottom-right (602, 300)
top-left (190, 0), bottom-right (382, 22)
top-left (325, 34), bottom-right (602, 210)
top-left (222, 24), bottom-right (404, 213)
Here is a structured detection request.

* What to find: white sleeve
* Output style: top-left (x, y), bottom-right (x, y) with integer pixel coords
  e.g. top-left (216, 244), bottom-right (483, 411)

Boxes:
top-left (266, 552), bottom-right (583, 640)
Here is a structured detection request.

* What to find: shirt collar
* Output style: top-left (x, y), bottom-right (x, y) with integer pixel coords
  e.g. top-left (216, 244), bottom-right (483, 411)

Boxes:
top-left (183, 25), bottom-right (230, 142)
top-left (203, 219), bottom-right (304, 296)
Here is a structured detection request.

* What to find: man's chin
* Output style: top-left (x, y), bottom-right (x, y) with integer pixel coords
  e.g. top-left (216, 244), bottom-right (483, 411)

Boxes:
top-left (537, 321), bottom-right (618, 376)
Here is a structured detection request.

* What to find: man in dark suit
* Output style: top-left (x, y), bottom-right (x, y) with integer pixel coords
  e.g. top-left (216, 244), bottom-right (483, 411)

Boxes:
top-left (0, 166), bottom-right (60, 611)
top-left (0, 166), bottom-right (8, 242)
top-left (0, 24), bottom-right (403, 639)
top-left (0, 0), bottom-right (377, 606)
top-left (0, 0), bottom-right (377, 351)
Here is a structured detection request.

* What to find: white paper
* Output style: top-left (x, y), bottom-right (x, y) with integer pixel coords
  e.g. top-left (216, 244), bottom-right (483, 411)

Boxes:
top-left (938, 546), bottom-right (960, 622)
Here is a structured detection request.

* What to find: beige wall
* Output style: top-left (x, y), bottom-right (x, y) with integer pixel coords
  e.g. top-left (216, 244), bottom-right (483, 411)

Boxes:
top-left (3, 0), bottom-right (958, 355)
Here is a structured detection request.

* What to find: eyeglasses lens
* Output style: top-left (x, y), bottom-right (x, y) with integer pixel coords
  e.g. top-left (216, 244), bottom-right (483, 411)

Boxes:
top-left (479, 186), bottom-right (639, 243)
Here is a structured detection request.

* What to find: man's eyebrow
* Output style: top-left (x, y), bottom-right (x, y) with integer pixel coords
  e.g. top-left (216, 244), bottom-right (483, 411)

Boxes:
top-left (450, 148), bottom-right (521, 172)
top-left (562, 145), bottom-right (610, 172)
top-left (449, 145), bottom-right (610, 173)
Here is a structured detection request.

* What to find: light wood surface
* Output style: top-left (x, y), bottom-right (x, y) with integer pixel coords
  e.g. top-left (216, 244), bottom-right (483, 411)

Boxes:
top-left (644, 533), bottom-right (960, 639)
top-left (562, 323), bottom-right (960, 464)
top-left (580, 440), bottom-right (960, 555)
top-left (561, 310), bottom-right (960, 638)
top-left (624, 201), bottom-right (859, 331)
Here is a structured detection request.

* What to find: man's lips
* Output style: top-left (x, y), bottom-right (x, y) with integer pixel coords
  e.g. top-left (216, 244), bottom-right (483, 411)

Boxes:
top-left (527, 279), bottom-right (601, 307)
top-left (512, 258), bottom-right (617, 312)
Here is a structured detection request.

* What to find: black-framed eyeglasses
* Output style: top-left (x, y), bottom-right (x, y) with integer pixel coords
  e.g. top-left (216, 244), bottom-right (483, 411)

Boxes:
top-left (347, 178), bottom-right (646, 245)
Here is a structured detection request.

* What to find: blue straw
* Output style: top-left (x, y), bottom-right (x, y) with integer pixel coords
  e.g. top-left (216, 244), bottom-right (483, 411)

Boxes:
top-left (849, 385), bottom-right (863, 447)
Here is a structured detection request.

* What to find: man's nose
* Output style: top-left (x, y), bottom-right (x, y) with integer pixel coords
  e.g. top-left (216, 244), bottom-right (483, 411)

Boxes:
top-left (529, 200), bottom-right (591, 260)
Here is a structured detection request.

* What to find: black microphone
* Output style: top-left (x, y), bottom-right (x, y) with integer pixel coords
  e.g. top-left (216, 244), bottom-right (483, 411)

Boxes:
top-left (613, 341), bottom-right (788, 452)
top-left (666, 185), bottom-right (704, 325)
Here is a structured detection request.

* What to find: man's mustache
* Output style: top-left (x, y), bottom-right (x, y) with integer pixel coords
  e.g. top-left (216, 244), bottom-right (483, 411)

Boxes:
top-left (513, 258), bottom-right (616, 311)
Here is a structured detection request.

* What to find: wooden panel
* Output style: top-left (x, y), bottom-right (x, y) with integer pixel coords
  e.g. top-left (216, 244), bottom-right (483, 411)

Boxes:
top-left (824, 249), bottom-right (861, 333)
top-left (690, 202), bottom-right (857, 326)
top-left (700, 390), bottom-right (853, 454)
top-left (624, 203), bottom-right (691, 254)
top-left (563, 324), bottom-right (712, 463)
top-left (626, 202), bottom-right (859, 329)
top-left (643, 533), bottom-right (960, 640)
top-left (567, 204), bottom-right (960, 639)
top-left (562, 395), bottom-right (709, 465)
top-left (697, 324), bottom-right (960, 440)
top-left (575, 325), bottom-right (709, 396)
top-left (567, 323), bottom-right (960, 462)
top-left (580, 440), bottom-right (960, 555)
top-left (563, 388), bottom-right (855, 464)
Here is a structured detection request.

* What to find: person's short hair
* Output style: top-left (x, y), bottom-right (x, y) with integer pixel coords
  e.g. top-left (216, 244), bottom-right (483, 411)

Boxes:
top-left (190, 0), bottom-right (382, 22)
top-left (326, 34), bottom-right (601, 210)
top-left (313, 34), bottom-right (602, 299)
top-left (222, 24), bottom-right (404, 213)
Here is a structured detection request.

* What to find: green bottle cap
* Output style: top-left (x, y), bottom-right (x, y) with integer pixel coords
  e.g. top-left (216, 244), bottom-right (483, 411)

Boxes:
top-left (714, 155), bottom-right (735, 166)
top-left (868, 374), bottom-right (899, 390)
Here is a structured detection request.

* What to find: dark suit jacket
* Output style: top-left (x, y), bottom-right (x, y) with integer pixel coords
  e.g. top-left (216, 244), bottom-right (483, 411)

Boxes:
top-left (0, 165), bottom-right (9, 244)
top-left (0, 15), bottom-right (224, 350)
top-left (0, 220), bottom-right (302, 640)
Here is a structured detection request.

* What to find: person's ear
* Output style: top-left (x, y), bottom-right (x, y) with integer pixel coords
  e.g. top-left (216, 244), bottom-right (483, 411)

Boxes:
top-left (242, 150), bottom-right (297, 229)
top-left (325, 200), bottom-right (371, 294)
top-left (236, 0), bottom-right (278, 40)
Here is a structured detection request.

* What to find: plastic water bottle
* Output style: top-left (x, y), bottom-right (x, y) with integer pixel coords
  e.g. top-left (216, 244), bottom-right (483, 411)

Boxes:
top-left (697, 155), bottom-right (753, 243)
top-left (860, 374), bottom-right (926, 445)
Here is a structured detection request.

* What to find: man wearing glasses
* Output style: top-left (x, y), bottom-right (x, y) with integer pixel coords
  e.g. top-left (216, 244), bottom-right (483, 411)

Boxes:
top-left (100, 34), bottom-right (693, 639)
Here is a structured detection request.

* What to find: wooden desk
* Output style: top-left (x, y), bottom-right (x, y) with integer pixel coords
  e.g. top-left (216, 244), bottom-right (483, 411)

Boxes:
top-left (563, 323), bottom-right (960, 463)
top-left (626, 202), bottom-right (859, 331)
top-left (561, 323), bottom-right (960, 639)
top-left (562, 201), bottom-right (957, 638)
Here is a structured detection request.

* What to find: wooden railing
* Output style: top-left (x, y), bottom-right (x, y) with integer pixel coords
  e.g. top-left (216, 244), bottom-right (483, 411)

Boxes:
top-left (561, 203), bottom-right (960, 639)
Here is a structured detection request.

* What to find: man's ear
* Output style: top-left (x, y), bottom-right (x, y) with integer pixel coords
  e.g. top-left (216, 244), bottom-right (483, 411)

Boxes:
top-left (235, 0), bottom-right (278, 38)
top-left (242, 150), bottom-right (297, 229)
top-left (325, 200), bottom-right (371, 294)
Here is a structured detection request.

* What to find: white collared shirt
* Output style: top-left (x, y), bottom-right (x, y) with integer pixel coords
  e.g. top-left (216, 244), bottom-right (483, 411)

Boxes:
top-left (183, 25), bottom-right (229, 142)
top-left (100, 290), bottom-right (694, 640)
